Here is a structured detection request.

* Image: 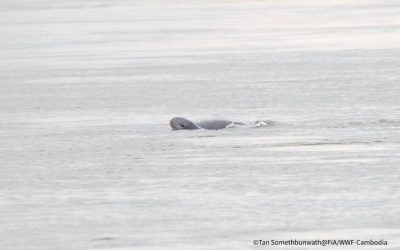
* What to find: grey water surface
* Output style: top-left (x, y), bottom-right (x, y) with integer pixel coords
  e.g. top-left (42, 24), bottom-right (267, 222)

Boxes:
top-left (1, 0), bottom-right (400, 249)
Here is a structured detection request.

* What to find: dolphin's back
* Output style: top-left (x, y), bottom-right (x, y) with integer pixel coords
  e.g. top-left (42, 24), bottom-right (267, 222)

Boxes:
top-left (196, 120), bottom-right (233, 130)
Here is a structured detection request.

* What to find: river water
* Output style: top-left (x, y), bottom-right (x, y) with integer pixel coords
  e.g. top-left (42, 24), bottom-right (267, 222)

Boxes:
top-left (1, 0), bottom-right (400, 249)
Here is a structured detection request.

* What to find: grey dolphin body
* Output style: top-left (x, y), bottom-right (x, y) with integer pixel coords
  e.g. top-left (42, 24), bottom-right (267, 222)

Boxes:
top-left (170, 117), bottom-right (276, 130)
top-left (170, 117), bottom-right (243, 130)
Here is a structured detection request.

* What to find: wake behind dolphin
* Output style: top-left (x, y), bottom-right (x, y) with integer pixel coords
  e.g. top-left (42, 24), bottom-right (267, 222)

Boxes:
top-left (170, 117), bottom-right (274, 130)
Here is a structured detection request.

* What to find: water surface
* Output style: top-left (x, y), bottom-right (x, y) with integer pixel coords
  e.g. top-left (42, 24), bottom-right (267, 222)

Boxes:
top-left (1, 0), bottom-right (400, 249)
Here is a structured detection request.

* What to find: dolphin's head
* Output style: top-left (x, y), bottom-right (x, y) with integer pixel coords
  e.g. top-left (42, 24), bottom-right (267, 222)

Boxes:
top-left (170, 117), bottom-right (199, 130)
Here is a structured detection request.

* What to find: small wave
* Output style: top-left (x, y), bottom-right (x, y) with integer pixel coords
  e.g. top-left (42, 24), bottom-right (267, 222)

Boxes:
top-left (378, 119), bottom-right (400, 126)
top-left (224, 120), bottom-right (277, 129)
top-left (273, 140), bottom-right (390, 148)
top-left (92, 237), bottom-right (116, 241)
top-left (254, 120), bottom-right (277, 128)
top-left (334, 121), bottom-right (368, 128)
top-left (335, 119), bottom-right (400, 128)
